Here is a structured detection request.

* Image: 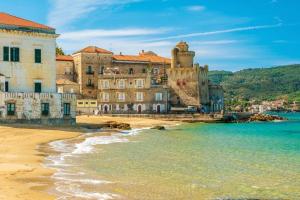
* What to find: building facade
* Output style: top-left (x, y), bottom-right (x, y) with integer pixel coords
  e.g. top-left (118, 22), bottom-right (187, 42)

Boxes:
top-left (0, 12), bottom-right (76, 124)
top-left (56, 41), bottom-right (224, 114)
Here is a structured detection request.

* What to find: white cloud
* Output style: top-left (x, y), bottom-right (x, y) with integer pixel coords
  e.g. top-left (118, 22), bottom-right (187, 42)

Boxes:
top-left (186, 5), bottom-right (206, 12)
top-left (48, 0), bottom-right (141, 28)
top-left (192, 40), bottom-right (239, 45)
top-left (144, 23), bottom-right (283, 42)
top-left (60, 28), bottom-right (170, 40)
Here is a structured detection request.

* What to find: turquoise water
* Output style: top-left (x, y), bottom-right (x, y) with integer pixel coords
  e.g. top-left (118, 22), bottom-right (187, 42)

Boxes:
top-left (49, 113), bottom-right (300, 200)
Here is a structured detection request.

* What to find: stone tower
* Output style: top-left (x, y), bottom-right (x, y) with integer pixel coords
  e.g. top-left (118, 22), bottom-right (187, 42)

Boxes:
top-left (168, 41), bottom-right (210, 110)
top-left (171, 41), bottom-right (195, 68)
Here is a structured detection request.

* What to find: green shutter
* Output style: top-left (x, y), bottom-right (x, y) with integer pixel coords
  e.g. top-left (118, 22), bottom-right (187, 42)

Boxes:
top-left (35, 49), bottom-right (41, 63)
top-left (15, 48), bottom-right (19, 62)
top-left (35, 82), bottom-right (42, 93)
top-left (3, 47), bottom-right (9, 61)
top-left (10, 47), bottom-right (20, 62)
top-left (10, 48), bottom-right (13, 61)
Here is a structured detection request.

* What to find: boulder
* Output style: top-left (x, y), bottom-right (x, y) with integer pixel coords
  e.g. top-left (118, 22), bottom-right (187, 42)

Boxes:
top-left (151, 125), bottom-right (166, 130)
top-left (249, 114), bottom-right (285, 122)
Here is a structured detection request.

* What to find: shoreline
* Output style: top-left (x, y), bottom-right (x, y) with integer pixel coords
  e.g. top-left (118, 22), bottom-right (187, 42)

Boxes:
top-left (0, 116), bottom-right (180, 200)
top-left (0, 125), bottom-right (81, 200)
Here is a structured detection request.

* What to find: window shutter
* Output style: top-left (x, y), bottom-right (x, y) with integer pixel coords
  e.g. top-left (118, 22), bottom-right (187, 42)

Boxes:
top-left (35, 49), bottom-right (41, 63)
top-left (16, 48), bottom-right (20, 62)
top-left (3, 47), bottom-right (9, 61)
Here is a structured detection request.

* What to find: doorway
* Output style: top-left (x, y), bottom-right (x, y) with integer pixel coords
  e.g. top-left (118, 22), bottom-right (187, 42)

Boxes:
top-left (156, 105), bottom-right (161, 113)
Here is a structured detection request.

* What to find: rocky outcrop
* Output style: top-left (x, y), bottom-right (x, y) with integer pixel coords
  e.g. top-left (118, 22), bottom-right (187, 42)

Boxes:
top-left (104, 121), bottom-right (131, 130)
top-left (249, 114), bottom-right (285, 122)
top-left (151, 125), bottom-right (166, 130)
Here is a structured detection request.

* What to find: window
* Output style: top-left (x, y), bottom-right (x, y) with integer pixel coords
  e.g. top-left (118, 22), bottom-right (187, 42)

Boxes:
top-left (5, 81), bottom-right (8, 92)
top-left (10, 47), bottom-right (20, 62)
top-left (63, 103), bottom-right (71, 116)
top-left (86, 66), bottom-right (93, 74)
top-left (7, 103), bottom-right (15, 116)
top-left (99, 66), bottom-right (105, 74)
top-left (3, 47), bottom-right (9, 61)
top-left (142, 68), bottom-right (147, 73)
top-left (41, 103), bottom-right (49, 116)
top-left (102, 93), bottom-right (109, 102)
top-left (136, 92), bottom-right (144, 101)
top-left (34, 82), bottom-right (42, 93)
top-left (118, 92), bottom-right (125, 101)
top-left (35, 49), bottom-right (41, 63)
top-left (102, 80), bottom-right (110, 89)
top-left (155, 93), bottom-right (163, 101)
top-left (118, 79), bottom-right (125, 89)
top-left (135, 79), bottom-right (144, 88)
top-left (128, 68), bottom-right (134, 74)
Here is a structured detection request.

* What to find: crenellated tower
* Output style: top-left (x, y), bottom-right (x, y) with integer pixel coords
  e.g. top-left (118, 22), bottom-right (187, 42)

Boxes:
top-left (168, 41), bottom-right (210, 111)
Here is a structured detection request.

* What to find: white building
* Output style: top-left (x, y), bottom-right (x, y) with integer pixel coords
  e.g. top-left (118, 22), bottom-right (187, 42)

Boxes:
top-left (0, 12), bottom-right (76, 124)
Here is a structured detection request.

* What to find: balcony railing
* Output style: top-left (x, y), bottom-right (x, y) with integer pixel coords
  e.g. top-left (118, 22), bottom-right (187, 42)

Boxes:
top-left (86, 71), bottom-right (95, 75)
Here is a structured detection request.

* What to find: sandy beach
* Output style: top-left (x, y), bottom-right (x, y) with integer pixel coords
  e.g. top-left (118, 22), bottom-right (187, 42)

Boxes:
top-left (0, 116), bottom-right (179, 200)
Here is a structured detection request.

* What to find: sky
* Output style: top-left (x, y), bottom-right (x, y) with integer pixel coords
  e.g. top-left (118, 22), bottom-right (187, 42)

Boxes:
top-left (1, 0), bottom-right (300, 71)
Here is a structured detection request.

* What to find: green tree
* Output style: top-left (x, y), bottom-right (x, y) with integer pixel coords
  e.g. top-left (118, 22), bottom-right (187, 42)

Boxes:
top-left (56, 46), bottom-right (65, 56)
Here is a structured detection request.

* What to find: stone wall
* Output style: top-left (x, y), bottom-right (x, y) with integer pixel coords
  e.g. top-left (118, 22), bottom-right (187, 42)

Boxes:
top-left (0, 92), bottom-right (76, 124)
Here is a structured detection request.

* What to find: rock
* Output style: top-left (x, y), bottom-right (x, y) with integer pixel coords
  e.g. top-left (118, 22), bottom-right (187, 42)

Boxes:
top-left (249, 114), bottom-right (285, 122)
top-left (104, 121), bottom-right (131, 130)
top-left (151, 125), bottom-right (166, 130)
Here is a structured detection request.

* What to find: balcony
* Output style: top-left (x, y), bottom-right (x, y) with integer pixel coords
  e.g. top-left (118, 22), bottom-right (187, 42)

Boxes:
top-left (86, 71), bottom-right (95, 75)
top-left (86, 84), bottom-right (95, 88)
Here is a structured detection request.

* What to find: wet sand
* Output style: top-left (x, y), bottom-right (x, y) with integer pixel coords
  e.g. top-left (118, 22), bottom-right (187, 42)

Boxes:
top-left (0, 116), bottom-right (179, 200)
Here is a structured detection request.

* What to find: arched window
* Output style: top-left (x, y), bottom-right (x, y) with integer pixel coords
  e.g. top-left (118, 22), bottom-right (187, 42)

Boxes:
top-left (128, 68), bottom-right (134, 74)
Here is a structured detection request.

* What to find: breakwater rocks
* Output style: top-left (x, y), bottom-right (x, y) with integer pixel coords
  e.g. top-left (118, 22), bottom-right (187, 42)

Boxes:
top-left (249, 114), bottom-right (285, 122)
top-left (151, 125), bottom-right (166, 130)
top-left (104, 121), bottom-right (132, 130)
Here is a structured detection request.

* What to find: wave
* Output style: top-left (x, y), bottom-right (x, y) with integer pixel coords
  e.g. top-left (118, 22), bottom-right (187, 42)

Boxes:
top-left (45, 127), bottom-right (149, 200)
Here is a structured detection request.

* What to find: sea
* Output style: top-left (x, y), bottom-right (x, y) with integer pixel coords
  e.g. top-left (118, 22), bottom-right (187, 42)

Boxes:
top-left (45, 112), bottom-right (300, 200)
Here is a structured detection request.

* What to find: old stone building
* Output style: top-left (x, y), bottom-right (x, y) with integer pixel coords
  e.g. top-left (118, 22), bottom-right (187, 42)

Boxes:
top-left (56, 41), bottom-right (223, 114)
top-left (168, 41), bottom-right (223, 112)
top-left (56, 55), bottom-right (80, 96)
top-left (0, 12), bottom-right (76, 124)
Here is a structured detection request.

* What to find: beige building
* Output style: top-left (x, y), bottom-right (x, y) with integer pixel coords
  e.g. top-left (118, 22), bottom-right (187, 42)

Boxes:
top-left (56, 55), bottom-right (80, 96)
top-left (56, 41), bottom-right (223, 114)
top-left (0, 12), bottom-right (76, 124)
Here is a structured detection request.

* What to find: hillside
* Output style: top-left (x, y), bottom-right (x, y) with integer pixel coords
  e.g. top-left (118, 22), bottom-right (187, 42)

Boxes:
top-left (209, 65), bottom-right (300, 103)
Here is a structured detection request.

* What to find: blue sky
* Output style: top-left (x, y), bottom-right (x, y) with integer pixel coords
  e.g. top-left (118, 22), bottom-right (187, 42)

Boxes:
top-left (1, 0), bottom-right (300, 71)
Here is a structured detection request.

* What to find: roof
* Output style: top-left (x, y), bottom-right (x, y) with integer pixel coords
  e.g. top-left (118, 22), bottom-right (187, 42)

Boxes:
top-left (74, 46), bottom-right (113, 54)
top-left (139, 54), bottom-right (171, 64)
top-left (56, 79), bottom-right (79, 85)
top-left (0, 12), bottom-right (54, 31)
top-left (113, 53), bottom-right (171, 64)
top-left (56, 55), bottom-right (74, 62)
top-left (113, 55), bottom-right (150, 63)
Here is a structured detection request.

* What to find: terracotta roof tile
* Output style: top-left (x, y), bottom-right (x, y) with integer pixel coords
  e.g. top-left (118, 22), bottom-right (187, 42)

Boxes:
top-left (56, 55), bottom-right (74, 62)
top-left (75, 46), bottom-right (113, 54)
top-left (113, 55), bottom-right (149, 62)
top-left (0, 12), bottom-right (54, 30)
top-left (140, 54), bottom-right (171, 64)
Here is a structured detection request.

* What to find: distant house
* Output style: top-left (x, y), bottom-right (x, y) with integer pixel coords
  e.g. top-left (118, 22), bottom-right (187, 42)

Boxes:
top-left (0, 12), bottom-right (76, 124)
